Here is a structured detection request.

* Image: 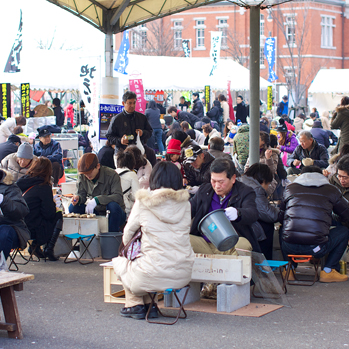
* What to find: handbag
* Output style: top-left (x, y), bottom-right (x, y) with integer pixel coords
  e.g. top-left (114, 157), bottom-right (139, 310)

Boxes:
top-left (118, 228), bottom-right (142, 261)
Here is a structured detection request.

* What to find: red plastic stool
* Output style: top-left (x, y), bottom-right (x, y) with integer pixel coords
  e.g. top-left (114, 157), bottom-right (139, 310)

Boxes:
top-left (285, 255), bottom-right (320, 286)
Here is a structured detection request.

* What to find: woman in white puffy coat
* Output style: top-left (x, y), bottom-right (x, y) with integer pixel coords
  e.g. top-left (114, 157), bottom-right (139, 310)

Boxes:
top-left (113, 161), bottom-right (194, 320)
top-left (0, 116), bottom-right (27, 143)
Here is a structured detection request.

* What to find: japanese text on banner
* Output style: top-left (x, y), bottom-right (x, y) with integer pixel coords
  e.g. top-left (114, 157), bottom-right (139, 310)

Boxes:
top-left (209, 32), bottom-right (222, 76)
top-left (129, 79), bottom-right (146, 114)
top-left (114, 30), bottom-right (130, 75)
top-left (264, 37), bottom-right (278, 83)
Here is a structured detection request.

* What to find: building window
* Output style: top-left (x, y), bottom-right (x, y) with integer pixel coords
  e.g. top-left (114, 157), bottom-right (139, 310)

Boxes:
top-left (173, 21), bottom-right (182, 48)
top-left (130, 24), bottom-right (147, 50)
top-left (285, 16), bottom-right (296, 45)
top-left (260, 14), bottom-right (265, 36)
top-left (217, 18), bottom-right (228, 47)
top-left (196, 20), bottom-right (205, 47)
top-left (321, 16), bottom-right (335, 48)
top-left (260, 46), bottom-right (265, 66)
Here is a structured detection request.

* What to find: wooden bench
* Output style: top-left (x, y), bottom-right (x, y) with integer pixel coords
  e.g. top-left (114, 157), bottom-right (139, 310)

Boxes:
top-left (0, 272), bottom-right (34, 339)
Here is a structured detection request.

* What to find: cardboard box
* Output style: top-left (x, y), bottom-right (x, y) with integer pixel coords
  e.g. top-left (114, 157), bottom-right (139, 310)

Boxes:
top-left (191, 254), bottom-right (251, 285)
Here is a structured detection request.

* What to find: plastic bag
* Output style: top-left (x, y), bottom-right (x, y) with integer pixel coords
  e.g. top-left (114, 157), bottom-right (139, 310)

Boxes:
top-left (0, 251), bottom-right (9, 271)
top-left (136, 132), bottom-right (145, 155)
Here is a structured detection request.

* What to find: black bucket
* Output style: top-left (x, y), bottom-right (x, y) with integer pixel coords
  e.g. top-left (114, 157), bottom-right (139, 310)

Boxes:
top-left (100, 232), bottom-right (123, 259)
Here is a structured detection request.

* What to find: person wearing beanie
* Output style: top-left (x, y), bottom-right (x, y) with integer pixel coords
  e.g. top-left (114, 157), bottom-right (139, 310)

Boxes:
top-left (0, 134), bottom-right (21, 162)
top-left (165, 139), bottom-right (185, 179)
top-left (69, 153), bottom-right (126, 232)
top-left (311, 119), bottom-right (330, 148)
top-left (276, 119), bottom-right (298, 155)
top-left (52, 98), bottom-right (65, 127)
top-left (1, 142), bottom-right (37, 181)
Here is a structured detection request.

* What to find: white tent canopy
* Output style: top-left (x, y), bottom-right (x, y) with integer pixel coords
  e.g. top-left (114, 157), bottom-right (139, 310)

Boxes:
top-left (116, 54), bottom-right (270, 91)
top-left (308, 69), bottom-right (349, 113)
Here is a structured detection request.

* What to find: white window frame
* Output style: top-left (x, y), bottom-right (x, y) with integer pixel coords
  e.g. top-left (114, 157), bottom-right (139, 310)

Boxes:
top-left (194, 19), bottom-right (206, 50)
top-left (217, 18), bottom-right (228, 48)
top-left (284, 15), bottom-right (296, 48)
top-left (130, 24), bottom-right (148, 50)
top-left (172, 20), bottom-right (183, 49)
top-left (321, 15), bottom-right (335, 49)
top-left (260, 46), bottom-right (265, 69)
top-left (260, 14), bottom-right (265, 37)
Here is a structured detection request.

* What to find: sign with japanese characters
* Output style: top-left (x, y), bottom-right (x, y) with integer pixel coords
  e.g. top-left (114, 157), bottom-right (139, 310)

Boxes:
top-left (20, 83), bottom-right (30, 118)
top-left (129, 79), bottom-right (146, 114)
top-left (114, 30), bottom-right (130, 75)
top-left (182, 39), bottom-right (190, 58)
top-left (99, 103), bottom-right (124, 140)
top-left (0, 83), bottom-right (11, 119)
top-left (264, 37), bottom-right (278, 82)
top-left (209, 32), bottom-right (222, 76)
top-left (267, 86), bottom-right (273, 111)
top-left (205, 85), bottom-right (211, 112)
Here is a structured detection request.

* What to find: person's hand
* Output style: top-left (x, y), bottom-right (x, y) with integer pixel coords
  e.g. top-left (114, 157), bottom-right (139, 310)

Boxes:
top-left (71, 195), bottom-right (79, 206)
top-left (121, 134), bottom-right (129, 146)
top-left (53, 194), bottom-right (61, 208)
top-left (265, 149), bottom-right (273, 159)
top-left (323, 169), bottom-right (329, 177)
top-left (183, 178), bottom-right (188, 186)
top-left (188, 186), bottom-right (199, 194)
top-left (276, 145), bottom-right (281, 150)
top-left (293, 159), bottom-right (301, 166)
top-left (224, 207), bottom-right (238, 221)
top-left (85, 199), bottom-right (97, 214)
top-left (302, 158), bottom-right (314, 166)
top-left (136, 129), bottom-right (143, 137)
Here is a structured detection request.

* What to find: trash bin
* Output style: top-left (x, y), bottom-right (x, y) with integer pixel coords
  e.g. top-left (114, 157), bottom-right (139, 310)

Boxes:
top-left (198, 209), bottom-right (239, 251)
top-left (100, 232), bottom-right (123, 259)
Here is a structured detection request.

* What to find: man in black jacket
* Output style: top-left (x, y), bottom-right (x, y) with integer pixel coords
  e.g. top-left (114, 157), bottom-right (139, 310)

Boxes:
top-left (287, 130), bottom-right (329, 174)
top-left (233, 95), bottom-right (248, 124)
top-left (191, 92), bottom-right (204, 118)
top-left (106, 91), bottom-right (153, 151)
top-left (280, 166), bottom-right (349, 282)
top-left (52, 98), bottom-right (65, 127)
top-left (0, 135), bottom-right (21, 162)
top-left (168, 106), bottom-right (200, 129)
top-left (190, 158), bottom-right (260, 253)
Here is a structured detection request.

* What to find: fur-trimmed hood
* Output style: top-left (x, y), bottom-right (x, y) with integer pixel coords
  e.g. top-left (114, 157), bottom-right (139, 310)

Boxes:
top-left (329, 153), bottom-right (340, 165)
top-left (336, 105), bottom-right (349, 113)
top-left (136, 188), bottom-right (190, 223)
top-left (0, 169), bottom-right (15, 185)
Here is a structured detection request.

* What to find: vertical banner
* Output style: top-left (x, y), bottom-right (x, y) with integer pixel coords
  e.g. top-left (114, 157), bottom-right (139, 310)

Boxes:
top-left (227, 80), bottom-right (235, 123)
top-left (20, 83), bottom-right (30, 118)
top-left (114, 30), bottom-right (130, 75)
top-left (79, 57), bottom-right (101, 129)
top-left (0, 83), bottom-right (11, 119)
top-left (209, 31), bottom-right (222, 76)
top-left (182, 39), bottom-right (190, 58)
top-left (264, 37), bottom-right (278, 82)
top-left (99, 104), bottom-right (124, 140)
top-left (4, 10), bottom-right (22, 73)
top-left (267, 86), bottom-right (273, 111)
top-left (205, 85), bottom-right (211, 112)
top-left (129, 79), bottom-right (146, 114)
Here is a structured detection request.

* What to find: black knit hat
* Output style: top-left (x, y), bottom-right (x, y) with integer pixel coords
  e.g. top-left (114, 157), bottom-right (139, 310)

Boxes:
top-left (277, 118), bottom-right (288, 132)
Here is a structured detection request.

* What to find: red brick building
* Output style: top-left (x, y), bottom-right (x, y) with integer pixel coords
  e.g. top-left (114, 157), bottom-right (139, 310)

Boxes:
top-left (115, 0), bottom-right (349, 106)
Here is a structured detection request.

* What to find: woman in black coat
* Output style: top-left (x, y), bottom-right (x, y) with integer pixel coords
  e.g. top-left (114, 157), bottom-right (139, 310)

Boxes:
top-left (17, 157), bottom-right (63, 261)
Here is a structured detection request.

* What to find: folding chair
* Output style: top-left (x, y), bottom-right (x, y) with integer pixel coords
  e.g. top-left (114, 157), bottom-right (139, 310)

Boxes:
top-left (285, 255), bottom-right (320, 286)
top-left (63, 233), bottom-right (95, 265)
top-left (146, 285), bottom-right (190, 325)
top-left (8, 240), bottom-right (40, 271)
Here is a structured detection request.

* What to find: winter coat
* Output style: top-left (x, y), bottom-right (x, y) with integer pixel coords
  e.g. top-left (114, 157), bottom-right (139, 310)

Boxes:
top-left (190, 181), bottom-right (260, 252)
top-left (0, 170), bottom-right (30, 249)
top-left (75, 165), bottom-right (125, 214)
top-left (184, 151), bottom-right (215, 187)
top-left (0, 118), bottom-right (16, 143)
top-left (0, 140), bottom-right (19, 162)
top-left (331, 105), bottom-right (349, 151)
top-left (330, 173), bottom-right (349, 202)
top-left (234, 102), bottom-right (248, 124)
top-left (206, 101), bottom-right (223, 124)
top-left (192, 99), bottom-right (204, 118)
top-left (278, 131), bottom-right (298, 154)
top-left (287, 140), bottom-right (329, 169)
top-left (145, 107), bottom-right (162, 129)
top-left (64, 104), bottom-right (75, 126)
top-left (293, 117), bottom-right (304, 134)
top-left (276, 101), bottom-right (288, 116)
top-left (221, 100), bottom-right (230, 123)
top-left (194, 129), bottom-right (205, 146)
top-left (34, 140), bottom-right (63, 172)
top-left (136, 159), bottom-right (152, 189)
top-left (321, 116), bottom-right (331, 131)
top-left (106, 110), bottom-right (153, 150)
top-left (16, 176), bottom-right (56, 245)
top-left (207, 128), bottom-right (221, 142)
top-left (232, 125), bottom-right (249, 166)
top-left (326, 153), bottom-right (340, 180)
top-left (1, 153), bottom-right (37, 182)
top-left (54, 106), bottom-right (65, 127)
top-left (112, 188), bottom-right (194, 295)
top-left (176, 111), bottom-right (200, 129)
top-left (280, 172), bottom-right (349, 245)
top-left (311, 126), bottom-right (330, 148)
top-left (115, 167), bottom-right (140, 217)
top-left (208, 149), bottom-right (232, 160)
top-left (97, 145), bottom-right (115, 169)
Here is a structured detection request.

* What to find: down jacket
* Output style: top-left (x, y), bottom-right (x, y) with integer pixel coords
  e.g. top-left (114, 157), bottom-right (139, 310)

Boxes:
top-left (280, 172), bottom-right (349, 245)
top-left (1, 153), bottom-right (37, 182)
top-left (0, 118), bottom-right (16, 143)
top-left (34, 140), bottom-right (63, 172)
top-left (232, 125), bottom-right (249, 166)
top-left (113, 188), bottom-right (194, 295)
top-left (278, 131), bottom-right (298, 154)
top-left (331, 104), bottom-right (349, 151)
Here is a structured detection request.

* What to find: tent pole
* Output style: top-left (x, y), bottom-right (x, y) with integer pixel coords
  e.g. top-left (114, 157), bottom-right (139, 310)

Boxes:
top-left (105, 31), bottom-right (114, 77)
top-left (249, 5), bottom-right (260, 166)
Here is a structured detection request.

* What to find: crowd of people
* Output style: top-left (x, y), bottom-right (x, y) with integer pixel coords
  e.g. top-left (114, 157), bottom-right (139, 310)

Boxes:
top-left (1, 90), bottom-right (349, 321)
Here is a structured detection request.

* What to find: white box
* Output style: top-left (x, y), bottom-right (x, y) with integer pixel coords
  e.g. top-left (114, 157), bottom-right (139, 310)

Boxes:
top-left (191, 254), bottom-right (251, 285)
top-left (61, 182), bottom-right (76, 195)
top-left (62, 218), bottom-right (100, 236)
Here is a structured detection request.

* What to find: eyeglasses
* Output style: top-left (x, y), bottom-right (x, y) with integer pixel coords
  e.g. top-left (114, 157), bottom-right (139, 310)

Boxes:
top-left (337, 174), bottom-right (349, 180)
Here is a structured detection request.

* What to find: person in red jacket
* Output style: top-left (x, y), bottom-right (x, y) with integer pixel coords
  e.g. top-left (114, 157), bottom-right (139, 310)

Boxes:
top-left (64, 99), bottom-right (75, 127)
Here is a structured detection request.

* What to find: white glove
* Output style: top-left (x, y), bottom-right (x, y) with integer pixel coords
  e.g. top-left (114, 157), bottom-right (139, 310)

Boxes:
top-left (224, 207), bottom-right (238, 221)
top-left (0, 194), bottom-right (3, 205)
top-left (188, 186), bottom-right (200, 195)
top-left (53, 194), bottom-right (61, 207)
top-left (85, 198), bottom-right (97, 214)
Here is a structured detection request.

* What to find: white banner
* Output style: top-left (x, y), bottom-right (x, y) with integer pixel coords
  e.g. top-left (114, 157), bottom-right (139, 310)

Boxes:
top-left (209, 31), bottom-right (222, 76)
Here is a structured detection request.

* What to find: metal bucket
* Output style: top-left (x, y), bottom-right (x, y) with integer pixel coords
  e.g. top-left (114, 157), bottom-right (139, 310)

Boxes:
top-left (100, 232), bottom-right (123, 259)
top-left (198, 209), bottom-right (239, 251)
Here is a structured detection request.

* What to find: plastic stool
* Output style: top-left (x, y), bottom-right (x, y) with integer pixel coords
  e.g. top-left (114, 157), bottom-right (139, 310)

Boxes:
top-left (286, 255), bottom-right (320, 286)
top-left (63, 233), bottom-right (95, 265)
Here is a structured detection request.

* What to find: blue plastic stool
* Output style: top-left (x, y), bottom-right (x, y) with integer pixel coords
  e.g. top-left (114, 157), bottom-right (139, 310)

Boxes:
top-left (146, 285), bottom-right (190, 325)
top-left (63, 233), bottom-right (95, 265)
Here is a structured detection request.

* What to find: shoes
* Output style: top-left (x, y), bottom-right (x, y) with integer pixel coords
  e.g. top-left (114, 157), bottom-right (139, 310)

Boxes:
top-left (120, 305), bottom-right (146, 319)
top-left (28, 245), bottom-right (45, 259)
top-left (320, 269), bottom-right (348, 283)
top-left (282, 267), bottom-right (295, 281)
top-left (145, 303), bottom-right (159, 318)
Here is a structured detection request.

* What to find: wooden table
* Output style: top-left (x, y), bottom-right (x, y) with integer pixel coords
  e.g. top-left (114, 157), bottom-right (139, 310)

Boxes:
top-left (0, 272), bottom-right (34, 339)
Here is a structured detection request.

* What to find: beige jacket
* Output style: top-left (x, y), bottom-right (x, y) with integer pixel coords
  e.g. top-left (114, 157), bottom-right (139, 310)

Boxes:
top-left (0, 153), bottom-right (37, 182)
top-left (113, 188), bottom-right (194, 296)
top-left (221, 100), bottom-right (230, 122)
top-left (0, 118), bottom-right (16, 143)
